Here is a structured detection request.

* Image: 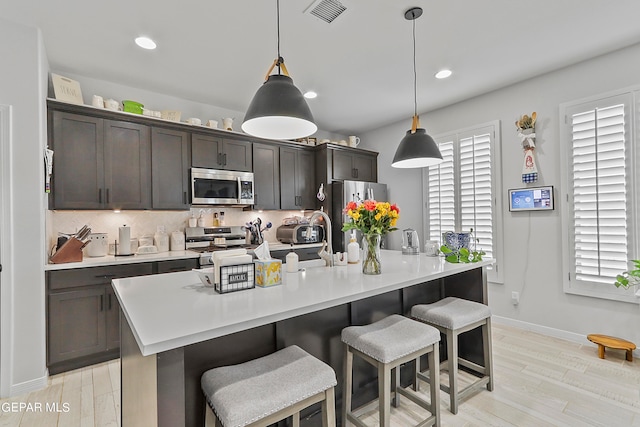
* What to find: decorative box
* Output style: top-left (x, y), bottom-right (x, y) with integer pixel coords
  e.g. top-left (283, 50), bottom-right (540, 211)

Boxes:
top-left (254, 259), bottom-right (282, 287)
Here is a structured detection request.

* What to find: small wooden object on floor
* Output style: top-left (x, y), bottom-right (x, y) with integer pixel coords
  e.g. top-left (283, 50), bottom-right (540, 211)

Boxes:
top-left (587, 334), bottom-right (636, 361)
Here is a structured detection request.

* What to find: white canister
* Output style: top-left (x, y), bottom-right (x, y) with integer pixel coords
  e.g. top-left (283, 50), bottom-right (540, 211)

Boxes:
top-left (286, 248), bottom-right (299, 273)
top-left (86, 233), bottom-right (108, 257)
top-left (424, 240), bottom-right (440, 257)
top-left (170, 231), bottom-right (185, 251)
top-left (154, 227), bottom-right (170, 252)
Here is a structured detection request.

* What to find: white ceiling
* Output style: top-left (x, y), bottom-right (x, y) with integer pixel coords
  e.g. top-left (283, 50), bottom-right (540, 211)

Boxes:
top-left (3, 0), bottom-right (640, 135)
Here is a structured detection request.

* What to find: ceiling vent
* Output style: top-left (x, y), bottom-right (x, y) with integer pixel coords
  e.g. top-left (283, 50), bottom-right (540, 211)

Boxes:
top-left (305, 0), bottom-right (347, 24)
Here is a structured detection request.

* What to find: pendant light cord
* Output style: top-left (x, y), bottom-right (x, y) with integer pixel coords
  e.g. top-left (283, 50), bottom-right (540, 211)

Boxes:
top-left (276, 0), bottom-right (282, 75)
top-left (412, 15), bottom-right (417, 118)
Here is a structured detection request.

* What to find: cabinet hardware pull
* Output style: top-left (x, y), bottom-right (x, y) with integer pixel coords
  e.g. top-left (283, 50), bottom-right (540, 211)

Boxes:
top-left (98, 188), bottom-right (102, 203)
top-left (108, 293), bottom-right (112, 310)
top-left (218, 153), bottom-right (222, 165)
top-left (183, 191), bottom-right (187, 205)
top-left (355, 168), bottom-right (358, 178)
top-left (106, 188), bottom-right (110, 204)
top-left (100, 295), bottom-right (104, 312)
top-left (223, 153), bottom-right (227, 166)
top-left (97, 274), bottom-right (116, 279)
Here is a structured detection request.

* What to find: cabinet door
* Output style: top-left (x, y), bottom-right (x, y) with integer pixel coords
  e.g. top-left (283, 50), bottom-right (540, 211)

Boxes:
top-left (105, 287), bottom-right (120, 351)
top-left (253, 143), bottom-right (280, 210)
top-left (48, 287), bottom-right (106, 365)
top-left (191, 133), bottom-right (223, 168)
top-left (352, 153), bottom-right (377, 182)
top-left (222, 138), bottom-right (252, 171)
top-left (104, 121), bottom-right (151, 209)
top-left (297, 150), bottom-right (317, 209)
top-left (50, 111), bottom-right (105, 209)
top-left (332, 151), bottom-right (355, 180)
top-left (151, 128), bottom-right (190, 209)
top-left (279, 147), bottom-right (298, 209)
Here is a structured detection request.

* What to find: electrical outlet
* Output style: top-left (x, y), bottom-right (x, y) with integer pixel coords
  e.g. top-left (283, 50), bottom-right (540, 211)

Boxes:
top-left (511, 291), bottom-right (520, 305)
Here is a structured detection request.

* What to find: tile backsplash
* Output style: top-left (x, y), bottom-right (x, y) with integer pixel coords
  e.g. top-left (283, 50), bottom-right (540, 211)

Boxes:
top-left (47, 208), bottom-right (315, 251)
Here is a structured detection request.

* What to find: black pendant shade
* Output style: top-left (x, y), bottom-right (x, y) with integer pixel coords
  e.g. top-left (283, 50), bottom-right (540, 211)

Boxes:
top-left (392, 128), bottom-right (443, 168)
top-left (242, 74), bottom-right (317, 140)
top-left (392, 6), bottom-right (443, 169)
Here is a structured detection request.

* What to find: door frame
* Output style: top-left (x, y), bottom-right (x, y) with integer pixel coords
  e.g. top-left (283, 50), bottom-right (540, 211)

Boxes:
top-left (0, 104), bottom-right (13, 397)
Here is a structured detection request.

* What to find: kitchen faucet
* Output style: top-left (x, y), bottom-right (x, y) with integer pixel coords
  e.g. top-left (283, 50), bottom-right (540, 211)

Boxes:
top-left (309, 210), bottom-right (333, 267)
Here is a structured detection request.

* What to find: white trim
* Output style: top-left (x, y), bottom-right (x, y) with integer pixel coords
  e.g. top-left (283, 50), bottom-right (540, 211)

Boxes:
top-left (0, 104), bottom-right (13, 397)
top-left (492, 315), bottom-right (640, 358)
top-left (9, 374), bottom-right (48, 397)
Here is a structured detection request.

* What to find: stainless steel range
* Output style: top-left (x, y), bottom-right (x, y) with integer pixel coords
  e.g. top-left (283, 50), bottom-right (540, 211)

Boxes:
top-left (185, 226), bottom-right (251, 266)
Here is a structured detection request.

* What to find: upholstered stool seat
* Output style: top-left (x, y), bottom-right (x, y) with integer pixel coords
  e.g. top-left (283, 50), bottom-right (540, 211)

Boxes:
top-left (411, 297), bottom-right (494, 414)
top-left (342, 314), bottom-right (441, 427)
top-left (201, 345), bottom-right (337, 427)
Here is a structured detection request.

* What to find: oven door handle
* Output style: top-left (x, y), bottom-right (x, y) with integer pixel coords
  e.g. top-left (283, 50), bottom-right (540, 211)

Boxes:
top-left (237, 177), bottom-right (242, 204)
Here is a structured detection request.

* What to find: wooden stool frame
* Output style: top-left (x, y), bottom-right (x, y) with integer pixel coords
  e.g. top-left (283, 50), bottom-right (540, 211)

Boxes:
top-left (415, 317), bottom-right (493, 414)
top-left (343, 343), bottom-right (440, 427)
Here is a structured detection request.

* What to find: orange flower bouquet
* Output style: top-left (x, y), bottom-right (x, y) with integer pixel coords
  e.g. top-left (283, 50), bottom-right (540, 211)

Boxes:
top-left (342, 200), bottom-right (400, 274)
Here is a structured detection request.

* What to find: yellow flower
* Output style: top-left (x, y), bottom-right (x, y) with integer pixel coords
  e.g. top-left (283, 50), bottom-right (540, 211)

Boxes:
top-left (391, 218), bottom-right (398, 227)
top-left (352, 211), bottom-right (361, 220)
top-left (374, 212), bottom-right (383, 221)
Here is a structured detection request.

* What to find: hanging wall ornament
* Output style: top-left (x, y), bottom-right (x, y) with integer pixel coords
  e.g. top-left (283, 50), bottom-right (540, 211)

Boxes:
top-left (516, 112), bottom-right (538, 183)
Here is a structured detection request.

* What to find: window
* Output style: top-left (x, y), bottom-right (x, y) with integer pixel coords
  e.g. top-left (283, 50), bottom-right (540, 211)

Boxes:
top-left (423, 120), bottom-right (503, 283)
top-left (560, 90), bottom-right (639, 302)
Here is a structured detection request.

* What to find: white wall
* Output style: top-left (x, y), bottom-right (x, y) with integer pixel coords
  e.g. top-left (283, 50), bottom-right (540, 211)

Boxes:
top-left (361, 43), bottom-right (640, 344)
top-left (0, 18), bottom-right (48, 395)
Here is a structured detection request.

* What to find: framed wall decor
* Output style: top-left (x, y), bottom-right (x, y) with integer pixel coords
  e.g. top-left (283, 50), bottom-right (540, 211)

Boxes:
top-left (51, 73), bottom-right (84, 105)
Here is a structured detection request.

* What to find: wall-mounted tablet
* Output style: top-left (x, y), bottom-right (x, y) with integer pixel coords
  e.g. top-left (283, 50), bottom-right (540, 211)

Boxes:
top-left (508, 186), bottom-right (554, 211)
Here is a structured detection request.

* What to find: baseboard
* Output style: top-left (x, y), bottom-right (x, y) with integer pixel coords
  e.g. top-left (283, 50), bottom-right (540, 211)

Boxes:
top-left (10, 374), bottom-right (48, 397)
top-left (492, 315), bottom-right (639, 357)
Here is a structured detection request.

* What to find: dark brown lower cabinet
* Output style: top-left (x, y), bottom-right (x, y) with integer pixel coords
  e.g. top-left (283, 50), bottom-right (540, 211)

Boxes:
top-left (47, 258), bottom-right (197, 374)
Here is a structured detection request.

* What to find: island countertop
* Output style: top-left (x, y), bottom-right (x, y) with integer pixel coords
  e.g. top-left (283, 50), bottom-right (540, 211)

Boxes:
top-left (113, 250), bottom-right (493, 356)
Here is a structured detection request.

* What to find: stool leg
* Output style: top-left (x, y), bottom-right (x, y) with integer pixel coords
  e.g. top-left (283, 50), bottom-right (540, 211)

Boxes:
top-left (447, 329), bottom-right (459, 414)
top-left (428, 343), bottom-right (441, 427)
top-left (293, 412), bottom-right (300, 427)
top-left (483, 318), bottom-right (494, 391)
top-left (379, 362), bottom-right (391, 427)
top-left (392, 366), bottom-right (400, 408)
top-left (343, 346), bottom-right (353, 427)
top-left (414, 356), bottom-right (421, 392)
top-left (322, 387), bottom-right (336, 427)
top-left (627, 349), bottom-right (633, 362)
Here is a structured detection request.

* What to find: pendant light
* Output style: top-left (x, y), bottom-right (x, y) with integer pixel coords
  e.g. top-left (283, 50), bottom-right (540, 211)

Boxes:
top-left (392, 7), bottom-right (443, 169)
top-left (242, 0), bottom-right (317, 140)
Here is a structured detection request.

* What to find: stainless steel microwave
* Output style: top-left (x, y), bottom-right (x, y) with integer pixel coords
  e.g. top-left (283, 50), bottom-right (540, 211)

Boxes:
top-left (190, 168), bottom-right (254, 206)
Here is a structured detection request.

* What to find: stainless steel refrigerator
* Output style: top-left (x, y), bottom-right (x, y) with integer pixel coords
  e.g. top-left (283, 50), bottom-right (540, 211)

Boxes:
top-left (331, 180), bottom-right (388, 252)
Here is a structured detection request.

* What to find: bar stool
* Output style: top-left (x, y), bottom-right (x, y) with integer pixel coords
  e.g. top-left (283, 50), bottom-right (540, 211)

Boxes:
top-left (411, 297), bottom-right (494, 414)
top-left (342, 314), bottom-right (441, 427)
top-left (201, 345), bottom-right (337, 427)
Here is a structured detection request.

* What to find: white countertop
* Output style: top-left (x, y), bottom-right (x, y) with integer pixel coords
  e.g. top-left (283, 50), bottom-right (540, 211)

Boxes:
top-left (113, 250), bottom-right (493, 356)
top-left (44, 250), bottom-right (200, 271)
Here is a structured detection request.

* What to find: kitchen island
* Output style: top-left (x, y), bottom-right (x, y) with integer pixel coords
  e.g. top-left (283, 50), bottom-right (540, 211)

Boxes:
top-left (113, 250), bottom-right (492, 427)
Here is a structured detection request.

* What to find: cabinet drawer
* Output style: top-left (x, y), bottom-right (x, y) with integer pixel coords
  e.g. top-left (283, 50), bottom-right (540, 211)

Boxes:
top-left (156, 258), bottom-right (198, 274)
top-left (48, 263), bottom-right (154, 290)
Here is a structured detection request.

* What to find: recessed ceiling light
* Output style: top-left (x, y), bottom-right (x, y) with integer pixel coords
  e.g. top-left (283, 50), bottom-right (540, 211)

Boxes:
top-left (435, 69), bottom-right (452, 79)
top-left (303, 91), bottom-right (318, 99)
top-left (135, 36), bottom-right (157, 50)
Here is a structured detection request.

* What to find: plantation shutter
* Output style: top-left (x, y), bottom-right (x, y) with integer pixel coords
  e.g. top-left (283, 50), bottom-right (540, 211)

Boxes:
top-left (570, 103), bottom-right (628, 284)
top-left (428, 139), bottom-right (455, 241)
top-left (459, 131), bottom-right (494, 259)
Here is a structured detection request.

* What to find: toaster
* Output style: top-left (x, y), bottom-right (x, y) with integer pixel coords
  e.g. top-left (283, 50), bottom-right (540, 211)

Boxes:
top-left (276, 224), bottom-right (324, 244)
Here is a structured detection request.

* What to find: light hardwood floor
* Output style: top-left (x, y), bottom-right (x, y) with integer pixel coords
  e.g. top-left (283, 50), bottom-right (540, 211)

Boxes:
top-left (1, 323), bottom-right (639, 426)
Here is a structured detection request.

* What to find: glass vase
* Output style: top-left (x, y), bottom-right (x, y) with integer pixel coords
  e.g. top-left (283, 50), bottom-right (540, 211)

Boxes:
top-left (362, 233), bottom-right (382, 275)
